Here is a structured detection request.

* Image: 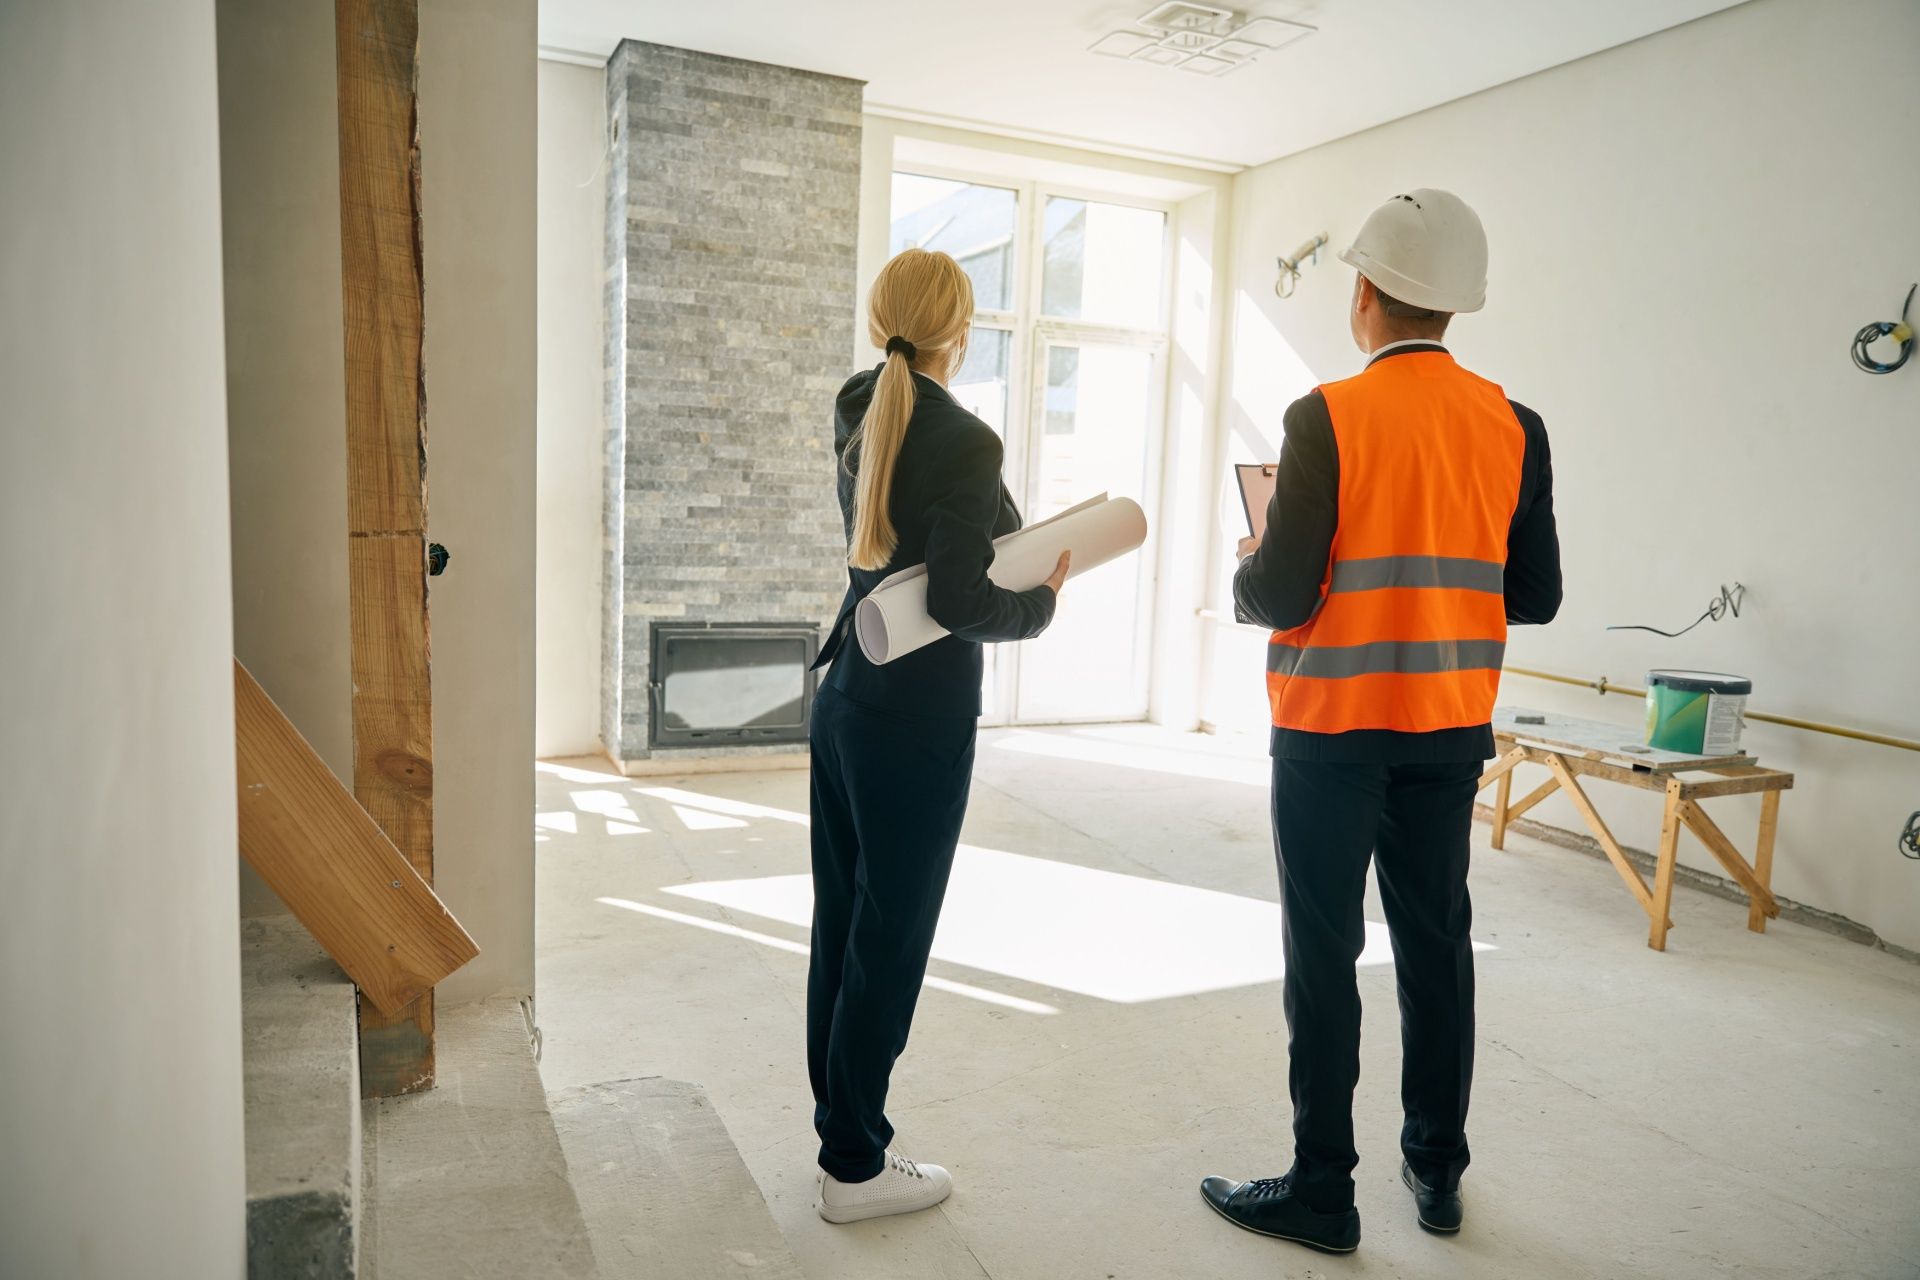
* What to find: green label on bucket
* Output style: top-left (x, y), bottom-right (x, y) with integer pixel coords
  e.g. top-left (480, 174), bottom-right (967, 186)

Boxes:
top-left (1646, 686), bottom-right (1747, 755)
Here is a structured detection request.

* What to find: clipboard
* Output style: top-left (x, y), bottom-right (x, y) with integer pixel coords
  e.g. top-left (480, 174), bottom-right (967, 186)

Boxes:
top-left (1235, 463), bottom-right (1277, 541)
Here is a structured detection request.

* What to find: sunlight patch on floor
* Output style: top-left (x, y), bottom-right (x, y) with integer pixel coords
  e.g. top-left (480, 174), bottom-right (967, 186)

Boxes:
top-left (662, 846), bottom-right (1492, 1004)
top-left (596, 897), bottom-right (1058, 1015)
top-left (987, 729), bottom-right (1269, 786)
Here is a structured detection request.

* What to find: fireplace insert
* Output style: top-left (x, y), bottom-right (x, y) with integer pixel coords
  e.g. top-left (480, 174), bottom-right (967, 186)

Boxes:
top-left (647, 622), bottom-right (819, 749)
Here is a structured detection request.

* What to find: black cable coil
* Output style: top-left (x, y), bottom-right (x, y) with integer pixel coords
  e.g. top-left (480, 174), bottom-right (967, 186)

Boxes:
top-left (1850, 283), bottom-right (1915, 374)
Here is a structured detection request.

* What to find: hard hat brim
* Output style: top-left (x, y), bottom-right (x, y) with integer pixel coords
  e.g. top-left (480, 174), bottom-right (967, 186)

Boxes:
top-left (1338, 244), bottom-right (1485, 314)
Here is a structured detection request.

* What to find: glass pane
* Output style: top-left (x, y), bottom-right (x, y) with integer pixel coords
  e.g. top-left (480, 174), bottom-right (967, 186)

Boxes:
top-left (949, 327), bottom-right (1011, 437)
top-left (1017, 341), bottom-right (1155, 722)
top-left (890, 173), bottom-right (1017, 311)
top-left (1041, 197), bottom-right (1166, 329)
top-left (660, 635), bottom-right (806, 731)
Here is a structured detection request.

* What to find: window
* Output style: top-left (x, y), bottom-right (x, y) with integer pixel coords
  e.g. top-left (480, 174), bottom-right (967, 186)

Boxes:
top-left (1041, 197), bottom-right (1166, 329)
top-left (887, 167), bottom-right (1172, 724)
top-left (890, 174), bottom-right (1017, 311)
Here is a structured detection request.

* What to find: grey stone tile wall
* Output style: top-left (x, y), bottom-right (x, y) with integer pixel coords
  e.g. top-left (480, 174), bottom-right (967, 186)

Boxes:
top-left (603, 41), bottom-right (862, 762)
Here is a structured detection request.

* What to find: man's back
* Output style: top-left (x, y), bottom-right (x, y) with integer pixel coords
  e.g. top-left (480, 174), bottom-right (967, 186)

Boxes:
top-left (1234, 341), bottom-right (1561, 762)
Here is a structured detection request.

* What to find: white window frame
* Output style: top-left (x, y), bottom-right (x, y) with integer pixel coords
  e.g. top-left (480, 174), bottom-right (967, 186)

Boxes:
top-left (891, 165), bottom-right (1175, 725)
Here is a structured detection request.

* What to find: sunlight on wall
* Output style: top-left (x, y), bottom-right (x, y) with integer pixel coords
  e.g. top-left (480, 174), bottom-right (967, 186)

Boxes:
top-left (1228, 287), bottom-right (1320, 455)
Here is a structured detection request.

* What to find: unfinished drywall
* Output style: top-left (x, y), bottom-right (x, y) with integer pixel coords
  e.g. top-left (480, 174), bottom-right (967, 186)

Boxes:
top-left (216, 0), bottom-right (353, 918)
top-left (536, 59), bottom-right (607, 759)
top-left (1209, 0), bottom-right (1920, 950)
top-left (1, 1), bottom-right (248, 1274)
top-left (420, 0), bottom-right (539, 1004)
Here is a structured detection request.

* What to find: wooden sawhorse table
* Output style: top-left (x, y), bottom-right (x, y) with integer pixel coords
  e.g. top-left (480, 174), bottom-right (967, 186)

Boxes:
top-left (1477, 708), bottom-right (1793, 951)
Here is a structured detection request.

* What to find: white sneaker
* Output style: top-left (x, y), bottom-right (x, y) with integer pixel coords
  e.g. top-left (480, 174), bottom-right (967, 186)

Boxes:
top-left (817, 1151), bottom-right (953, 1224)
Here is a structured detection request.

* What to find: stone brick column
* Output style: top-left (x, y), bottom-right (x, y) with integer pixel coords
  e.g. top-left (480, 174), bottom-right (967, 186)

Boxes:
top-left (602, 41), bottom-right (863, 763)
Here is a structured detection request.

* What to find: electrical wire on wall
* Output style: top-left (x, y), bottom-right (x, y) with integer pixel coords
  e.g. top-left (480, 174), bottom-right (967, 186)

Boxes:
top-left (1851, 283), bottom-right (1915, 374)
top-left (1274, 234), bottom-right (1328, 299)
top-left (1608, 582), bottom-right (1744, 638)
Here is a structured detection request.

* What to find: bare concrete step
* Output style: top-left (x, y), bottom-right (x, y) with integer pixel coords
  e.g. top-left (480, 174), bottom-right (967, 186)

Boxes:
top-left (361, 999), bottom-right (598, 1279)
top-left (550, 1077), bottom-right (804, 1280)
top-left (242, 913), bottom-right (360, 1279)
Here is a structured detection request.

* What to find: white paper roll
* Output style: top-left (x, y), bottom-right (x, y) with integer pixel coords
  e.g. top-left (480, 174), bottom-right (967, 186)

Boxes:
top-left (854, 494), bottom-right (1148, 665)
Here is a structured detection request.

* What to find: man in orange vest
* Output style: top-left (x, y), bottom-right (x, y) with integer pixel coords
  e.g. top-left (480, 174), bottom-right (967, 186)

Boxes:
top-left (1200, 190), bottom-right (1562, 1255)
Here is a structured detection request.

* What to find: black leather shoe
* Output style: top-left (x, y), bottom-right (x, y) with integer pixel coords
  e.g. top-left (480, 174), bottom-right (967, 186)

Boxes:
top-left (1199, 1175), bottom-right (1360, 1254)
top-left (1402, 1161), bottom-right (1463, 1233)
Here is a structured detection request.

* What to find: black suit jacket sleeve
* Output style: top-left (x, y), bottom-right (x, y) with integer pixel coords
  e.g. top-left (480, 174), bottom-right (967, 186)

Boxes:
top-left (923, 430), bottom-right (1058, 642)
top-left (1503, 401), bottom-right (1562, 625)
top-left (1233, 391), bottom-right (1338, 632)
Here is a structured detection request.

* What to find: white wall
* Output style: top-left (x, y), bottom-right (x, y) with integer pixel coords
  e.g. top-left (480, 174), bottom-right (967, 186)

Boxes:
top-left (0, 1), bottom-right (248, 1275)
top-left (421, 0), bottom-right (540, 1004)
top-left (216, 0), bottom-right (352, 917)
top-left (1211, 0), bottom-right (1920, 950)
top-left (535, 59), bottom-right (608, 759)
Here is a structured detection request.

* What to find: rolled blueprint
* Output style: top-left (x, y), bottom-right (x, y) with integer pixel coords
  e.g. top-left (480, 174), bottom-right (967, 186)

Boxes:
top-left (854, 494), bottom-right (1148, 665)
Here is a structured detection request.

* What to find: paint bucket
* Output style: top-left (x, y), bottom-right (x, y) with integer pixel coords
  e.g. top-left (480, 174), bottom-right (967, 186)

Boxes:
top-left (1645, 670), bottom-right (1751, 755)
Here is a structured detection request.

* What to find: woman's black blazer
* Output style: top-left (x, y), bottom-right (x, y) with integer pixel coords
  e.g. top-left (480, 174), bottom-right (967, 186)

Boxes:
top-left (813, 365), bottom-right (1056, 717)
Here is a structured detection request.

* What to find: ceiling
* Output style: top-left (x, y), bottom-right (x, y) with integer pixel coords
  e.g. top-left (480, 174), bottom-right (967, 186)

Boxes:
top-left (539, 0), bottom-right (1748, 171)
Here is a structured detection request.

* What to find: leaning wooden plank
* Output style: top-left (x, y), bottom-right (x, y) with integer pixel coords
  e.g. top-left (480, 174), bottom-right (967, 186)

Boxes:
top-left (337, 0), bottom-right (435, 1097)
top-left (234, 660), bottom-right (477, 1015)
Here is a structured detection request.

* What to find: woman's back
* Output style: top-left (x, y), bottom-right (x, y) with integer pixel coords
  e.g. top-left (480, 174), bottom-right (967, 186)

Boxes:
top-left (817, 364), bottom-right (1040, 717)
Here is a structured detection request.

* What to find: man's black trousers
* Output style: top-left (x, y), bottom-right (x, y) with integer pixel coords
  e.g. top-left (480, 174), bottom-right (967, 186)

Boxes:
top-left (807, 685), bottom-right (976, 1183)
top-left (1271, 757), bottom-right (1481, 1212)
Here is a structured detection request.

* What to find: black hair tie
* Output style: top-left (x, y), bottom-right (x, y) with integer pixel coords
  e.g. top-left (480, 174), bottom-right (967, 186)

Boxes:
top-left (884, 336), bottom-right (917, 361)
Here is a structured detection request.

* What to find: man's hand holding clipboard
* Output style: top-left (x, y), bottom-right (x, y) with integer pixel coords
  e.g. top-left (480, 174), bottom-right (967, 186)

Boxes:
top-left (1234, 462), bottom-right (1278, 560)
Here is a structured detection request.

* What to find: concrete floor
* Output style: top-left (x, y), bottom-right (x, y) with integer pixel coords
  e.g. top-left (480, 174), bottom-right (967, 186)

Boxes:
top-left (535, 725), bottom-right (1920, 1280)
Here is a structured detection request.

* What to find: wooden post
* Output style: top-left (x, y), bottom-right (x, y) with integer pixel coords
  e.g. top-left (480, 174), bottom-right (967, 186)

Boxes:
top-left (1648, 778), bottom-right (1685, 952)
top-left (336, 0), bottom-right (435, 1097)
top-left (1491, 766), bottom-right (1514, 850)
top-left (1750, 790), bottom-right (1782, 934)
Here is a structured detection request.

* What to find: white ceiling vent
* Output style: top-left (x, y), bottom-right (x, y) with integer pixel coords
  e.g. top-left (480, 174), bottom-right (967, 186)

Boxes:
top-left (1091, 4), bottom-right (1315, 76)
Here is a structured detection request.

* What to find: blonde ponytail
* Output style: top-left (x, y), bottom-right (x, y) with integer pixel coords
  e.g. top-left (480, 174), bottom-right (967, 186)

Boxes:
top-left (846, 248), bottom-right (974, 572)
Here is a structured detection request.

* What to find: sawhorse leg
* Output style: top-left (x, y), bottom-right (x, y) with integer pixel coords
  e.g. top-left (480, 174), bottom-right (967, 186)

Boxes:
top-left (1479, 745), bottom-right (1526, 851)
top-left (1749, 790), bottom-right (1782, 934)
top-left (1649, 778), bottom-right (1684, 952)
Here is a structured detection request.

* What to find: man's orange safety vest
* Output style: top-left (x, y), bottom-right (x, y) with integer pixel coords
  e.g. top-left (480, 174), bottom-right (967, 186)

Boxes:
top-left (1267, 351), bottom-right (1525, 735)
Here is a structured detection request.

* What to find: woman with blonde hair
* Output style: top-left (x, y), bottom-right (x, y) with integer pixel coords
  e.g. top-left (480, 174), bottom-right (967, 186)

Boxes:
top-left (806, 247), bottom-right (1069, 1223)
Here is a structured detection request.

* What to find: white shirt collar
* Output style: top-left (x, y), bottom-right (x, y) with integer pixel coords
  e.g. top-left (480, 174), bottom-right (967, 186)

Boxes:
top-left (1367, 338), bottom-right (1449, 363)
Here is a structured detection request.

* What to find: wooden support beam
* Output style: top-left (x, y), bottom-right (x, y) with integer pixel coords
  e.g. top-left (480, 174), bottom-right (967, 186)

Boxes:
top-left (234, 661), bottom-right (477, 1013)
top-left (1504, 775), bottom-right (1562, 825)
top-left (1477, 745), bottom-right (1526, 793)
top-left (1648, 778), bottom-right (1685, 951)
top-left (1544, 753), bottom-right (1668, 930)
top-left (1677, 799), bottom-right (1781, 920)
top-left (1750, 790), bottom-right (1782, 934)
top-left (1491, 764), bottom-right (1514, 849)
top-left (336, 0), bottom-right (435, 1097)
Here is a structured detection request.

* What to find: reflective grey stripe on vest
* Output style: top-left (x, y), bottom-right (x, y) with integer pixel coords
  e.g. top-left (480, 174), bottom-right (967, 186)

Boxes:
top-left (1266, 637), bottom-right (1507, 679)
top-left (1328, 555), bottom-right (1505, 594)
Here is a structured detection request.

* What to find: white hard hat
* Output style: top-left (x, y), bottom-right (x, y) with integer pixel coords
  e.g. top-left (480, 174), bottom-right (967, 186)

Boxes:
top-left (1337, 189), bottom-right (1487, 314)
